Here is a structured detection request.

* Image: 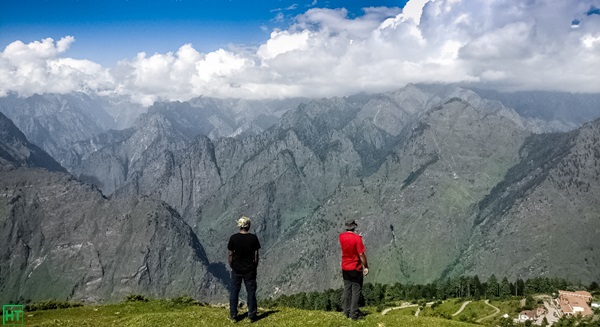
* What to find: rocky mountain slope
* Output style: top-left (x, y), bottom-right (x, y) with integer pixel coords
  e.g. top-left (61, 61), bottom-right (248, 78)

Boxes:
top-left (0, 117), bottom-right (227, 304)
top-left (0, 112), bottom-right (65, 172)
top-left (112, 86), bottom-right (599, 296)
top-left (257, 96), bottom-right (532, 293)
top-left (452, 118), bottom-right (600, 282)
top-left (0, 94), bottom-right (302, 171)
top-left (0, 93), bottom-right (120, 167)
top-left (1, 85), bottom-right (598, 302)
top-left (80, 85), bottom-right (584, 296)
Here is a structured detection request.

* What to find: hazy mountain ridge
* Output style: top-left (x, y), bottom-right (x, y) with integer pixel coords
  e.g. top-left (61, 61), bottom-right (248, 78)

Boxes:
top-left (471, 88), bottom-right (600, 126)
top-left (0, 93), bottom-right (124, 167)
top-left (0, 112), bottom-right (65, 172)
top-left (0, 94), bottom-right (303, 173)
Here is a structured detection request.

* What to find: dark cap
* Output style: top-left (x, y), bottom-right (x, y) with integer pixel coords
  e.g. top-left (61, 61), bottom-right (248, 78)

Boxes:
top-left (345, 219), bottom-right (358, 229)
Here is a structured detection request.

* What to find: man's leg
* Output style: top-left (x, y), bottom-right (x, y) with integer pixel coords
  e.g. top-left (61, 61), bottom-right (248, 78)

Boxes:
top-left (342, 270), bottom-right (353, 318)
top-left (350, 271), bottom-right (364, 320)
top-left (244, 271), bottom-right (258, 320)
top-left (229, 271), bottom-right (243, 319)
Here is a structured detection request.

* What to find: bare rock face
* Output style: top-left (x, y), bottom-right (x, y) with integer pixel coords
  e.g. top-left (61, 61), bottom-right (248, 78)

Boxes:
top-left (0, 114), bottom-right (226, 304)
top-left (0, 112), bottom-right (65, 172)
top-left (0, 93), bottom-right (117, 167)
top-left (258, 96), bottom-right (532, 293)
top-left (0, 169), bottom-right (226, 304)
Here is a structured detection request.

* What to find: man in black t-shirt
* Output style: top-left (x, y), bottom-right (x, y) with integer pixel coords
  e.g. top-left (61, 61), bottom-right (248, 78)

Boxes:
top-left (227, 216), bottom-right (261, 322)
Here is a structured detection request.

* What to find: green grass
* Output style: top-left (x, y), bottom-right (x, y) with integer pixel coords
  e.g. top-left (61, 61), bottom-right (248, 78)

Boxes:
top-left (384, 306), bottom-right (418, 317)
top-left (412, 299), bottom-right (521, 325)
top-left (486, 299), bottom-right (521, 324)
top-left (453, 301), bottom-right (496, 323)
top-left (22, 300), bottom-right (480, 327)
top-left (437, 300), bottom-right (465, 317)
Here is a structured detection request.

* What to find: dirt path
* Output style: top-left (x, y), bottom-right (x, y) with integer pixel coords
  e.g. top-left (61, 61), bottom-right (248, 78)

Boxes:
top-left (382, 302), bottom-right (435, 317)
top-left (452, 301), bottom-right (472, 316)
top-left (476, 300), bottom-right (500, 323)
top-left (381, 303), bottom-right (418, 315)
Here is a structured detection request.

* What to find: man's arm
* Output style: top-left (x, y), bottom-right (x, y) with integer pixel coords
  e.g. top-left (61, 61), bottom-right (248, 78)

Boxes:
top-left (228, 250), bottom-right (233, 268)
top-left (254, 250), bottom-right (260, 267)
top-left (359, 252), bottom-right (369, 275)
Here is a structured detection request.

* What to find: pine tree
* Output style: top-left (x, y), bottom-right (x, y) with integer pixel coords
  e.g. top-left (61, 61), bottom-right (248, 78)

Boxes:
top-left (473, 275), bottom-right (482, 300)
top-left (516, 278), bottom-right (525, 296)
top-left (500, 277), bottom-right (512, 299)
top-left (487, 275), bottom-right (499, 299)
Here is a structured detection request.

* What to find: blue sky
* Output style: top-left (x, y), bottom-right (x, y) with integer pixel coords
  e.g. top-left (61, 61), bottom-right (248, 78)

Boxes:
top-left (1, 0), bottom-right (599, 102)
top-left (0, 0), bottom-right (407, 66)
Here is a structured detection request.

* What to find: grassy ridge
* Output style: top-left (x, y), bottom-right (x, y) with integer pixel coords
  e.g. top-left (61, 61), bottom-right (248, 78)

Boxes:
top-left (22, 300), bottom-right (480, 327)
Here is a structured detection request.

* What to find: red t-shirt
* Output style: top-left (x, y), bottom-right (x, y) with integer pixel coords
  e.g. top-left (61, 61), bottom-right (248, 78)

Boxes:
top-left (339, 231), bottom-right (366, 271)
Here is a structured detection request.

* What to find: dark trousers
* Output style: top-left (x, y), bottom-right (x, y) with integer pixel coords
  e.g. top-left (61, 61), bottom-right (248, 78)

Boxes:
top-left (229, 270), bottom-right (257, 319)
top-left (342, 270), bottom-right (363, 319)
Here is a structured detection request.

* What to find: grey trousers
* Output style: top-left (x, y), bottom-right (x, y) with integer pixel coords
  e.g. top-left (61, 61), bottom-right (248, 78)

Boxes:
top-left (342, 270), bottom-right (363, 319)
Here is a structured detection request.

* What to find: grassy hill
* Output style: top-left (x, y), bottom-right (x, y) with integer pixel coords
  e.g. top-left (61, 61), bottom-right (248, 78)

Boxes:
top-left (20, 300), bottom-right (480, 327)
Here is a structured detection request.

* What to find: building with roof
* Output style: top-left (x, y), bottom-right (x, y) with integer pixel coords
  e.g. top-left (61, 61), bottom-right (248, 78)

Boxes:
top-left (557, 290), bottom-right (593, 317)
top-left (519, 310), bottom-right (538, 321)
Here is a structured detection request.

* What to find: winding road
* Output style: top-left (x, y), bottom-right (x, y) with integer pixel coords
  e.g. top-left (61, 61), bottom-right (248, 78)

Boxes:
top-left (452, 301), bottom-right (472, 316)
top-left (382, 299), bottom-right (501, 322)
top-left (381, 303), bottom-right (418, 315)
top-left (476, 300), bottom-right (501, 323)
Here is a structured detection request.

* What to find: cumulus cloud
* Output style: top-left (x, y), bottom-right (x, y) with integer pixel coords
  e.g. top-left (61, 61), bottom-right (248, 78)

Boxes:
top-left (0, 36), bottom-right (113, 97)
top-left (111, 45), bottom-right (253, 106)
top-left (1, 0), bottom-right (600, 104)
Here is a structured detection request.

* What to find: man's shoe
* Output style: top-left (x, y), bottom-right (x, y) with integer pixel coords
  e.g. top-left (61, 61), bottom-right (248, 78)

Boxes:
top-left (229, 315), bottom-right (238, 323)
top-left (249, 316), bottom-right (258, 323)
top-left (351, 311), bottom-right (366, 320)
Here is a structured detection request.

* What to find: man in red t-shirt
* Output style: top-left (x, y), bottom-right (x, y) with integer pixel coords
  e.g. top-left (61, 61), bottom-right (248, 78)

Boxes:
top-left (339, 219), bottom-right (369, 320)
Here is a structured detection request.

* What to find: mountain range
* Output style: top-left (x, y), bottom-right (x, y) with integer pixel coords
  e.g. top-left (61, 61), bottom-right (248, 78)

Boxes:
top-left (0, 113), bottom-right (226, 303)
top-left (0, 84), bottom-right (598, 304)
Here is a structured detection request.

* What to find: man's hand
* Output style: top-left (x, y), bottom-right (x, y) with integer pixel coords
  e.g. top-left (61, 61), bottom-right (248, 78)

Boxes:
top-left (359, 252), bottom-right (368, 276)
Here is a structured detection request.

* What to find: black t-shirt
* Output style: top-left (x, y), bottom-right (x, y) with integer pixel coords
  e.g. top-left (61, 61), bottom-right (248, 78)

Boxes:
top-left (227, 233), bottom-right (261, 273)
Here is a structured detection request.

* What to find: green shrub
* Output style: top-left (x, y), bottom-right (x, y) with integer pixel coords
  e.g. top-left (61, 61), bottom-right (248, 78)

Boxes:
top-left (24, 299), bottom-right (83, 312)
top-left (125, 294), bottom-right (149, 302)
top-left (170, 295), bottom-right (205, 306)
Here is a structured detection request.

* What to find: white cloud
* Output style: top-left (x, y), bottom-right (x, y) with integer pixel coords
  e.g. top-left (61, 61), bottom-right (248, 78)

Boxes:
top-left (112, 45), bottom-right (253, 106)
top-left (0, 36), bottom-right (113, 97)
top-left (257, 30), bottom-right (311, 61)
top-left (1, 0), bottom-right (600, 103)
top-left (582, 34), bottom-right (600, 48)
top-left (402, 0), bottom-right (429, 24)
